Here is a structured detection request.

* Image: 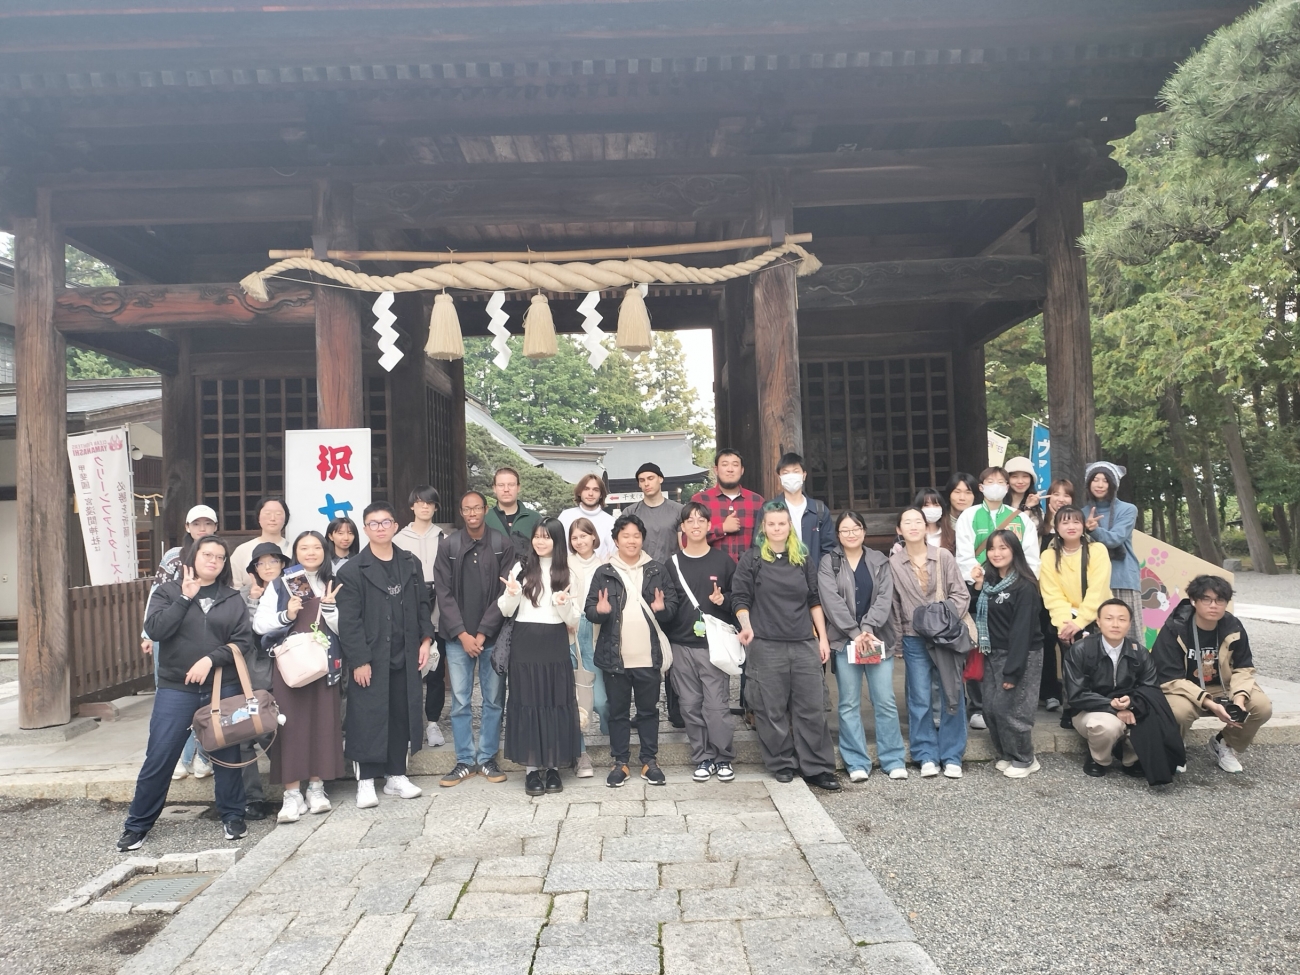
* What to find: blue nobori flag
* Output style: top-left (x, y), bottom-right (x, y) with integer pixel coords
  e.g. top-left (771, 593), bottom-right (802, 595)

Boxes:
top-left (1030, 422), bottom-right (1051, 507)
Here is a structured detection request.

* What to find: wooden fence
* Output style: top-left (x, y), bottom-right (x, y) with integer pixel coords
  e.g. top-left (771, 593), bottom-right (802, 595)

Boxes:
top-left (68, 578), bottom-right (154, 704)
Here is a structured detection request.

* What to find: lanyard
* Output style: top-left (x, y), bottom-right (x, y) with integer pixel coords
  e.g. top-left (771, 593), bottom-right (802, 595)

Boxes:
top-left (1191, 623), bottom-right (1216, 689)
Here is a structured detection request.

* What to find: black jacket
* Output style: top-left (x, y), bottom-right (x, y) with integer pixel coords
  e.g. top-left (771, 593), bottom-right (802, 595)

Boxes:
top-left (1127, 685), bottom-right (1186, 786)
top-left (978, 576), bottom-right (1043, 683)
top-left (335, 546), bottom-right (434, 764)
top-left (433, 527), bottom-right (515, 642)
top-left (1151, 599), bottom-right (1254, 685)
top-left (145, 581), bottom-right (256, 691)
top-left (1063, 632), bottom-right (1157, 714)
top-left (584, 557), bottom-right (679, 673)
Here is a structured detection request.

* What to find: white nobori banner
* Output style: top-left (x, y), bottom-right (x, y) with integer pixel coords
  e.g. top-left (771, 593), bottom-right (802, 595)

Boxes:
top-left (67, 427), bottom-right (139, 586)
top-left (284, 428), bottom-right (373, 541)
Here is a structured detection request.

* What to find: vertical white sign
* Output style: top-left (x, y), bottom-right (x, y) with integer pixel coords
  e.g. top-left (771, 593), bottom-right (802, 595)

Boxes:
top-left (284, 428), bottom-right (372, 541)
top-left (67, 427), bottom-right (138, 586)
top-left (987, 429), bottom-right (1010, 469)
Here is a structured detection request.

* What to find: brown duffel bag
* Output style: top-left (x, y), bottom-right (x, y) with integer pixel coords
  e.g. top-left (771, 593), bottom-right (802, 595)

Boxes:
top-left (191, 643), bottom-right (279, 768)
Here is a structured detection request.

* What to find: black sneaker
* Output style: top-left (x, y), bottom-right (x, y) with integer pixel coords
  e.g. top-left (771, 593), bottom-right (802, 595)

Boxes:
top-left (607, 763), bottom-right (630, 788)
top-left (440, 762), bottom-right (477, 787)
top-left (715, 762), bottom-right (736, 783)
top-left (773, 769), bottom-right (795, 784)
top-left (804, 772), bottom-right (842, 792)
top-left (480, 759), bottom-right (508, 783)
top-left (116, 830), bottom-right (145, 852)
top-left (524, 770), bottom-right (545, 796)
top-left (641, 762), bottom-right (667, 786)
top-left (544, 769), bottom-right (563, 794)
top-left (243, 802), bottom-right (267, 822)
top-left (223, 819), bottom-right (248, 841)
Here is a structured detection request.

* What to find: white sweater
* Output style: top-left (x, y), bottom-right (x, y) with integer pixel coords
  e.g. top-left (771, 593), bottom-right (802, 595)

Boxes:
top-left (497, 559), bottom-right (580, 626)
top-left (253, 569), bottom-right (339, 636)
top-left (568, 552), bottom-right (604, 608)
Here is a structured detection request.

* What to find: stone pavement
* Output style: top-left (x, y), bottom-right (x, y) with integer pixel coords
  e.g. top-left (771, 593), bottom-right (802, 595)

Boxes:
top-left (117, 770), bottom-right (939, 975)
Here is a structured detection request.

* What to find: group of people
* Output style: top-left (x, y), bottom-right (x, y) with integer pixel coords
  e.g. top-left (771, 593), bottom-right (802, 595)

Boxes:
top-left (118, 448), bottom-right (1272, 853)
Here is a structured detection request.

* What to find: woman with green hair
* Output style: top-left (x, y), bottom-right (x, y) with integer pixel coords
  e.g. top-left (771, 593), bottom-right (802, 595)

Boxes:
top-left (731, 501), bottom-right (841, 791)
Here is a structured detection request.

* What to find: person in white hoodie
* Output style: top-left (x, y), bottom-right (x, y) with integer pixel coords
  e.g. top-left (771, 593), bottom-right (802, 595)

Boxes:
top-left (499, 518), bottom-right (583, 796)
top-left (392, 486), bottom-right (447, 747)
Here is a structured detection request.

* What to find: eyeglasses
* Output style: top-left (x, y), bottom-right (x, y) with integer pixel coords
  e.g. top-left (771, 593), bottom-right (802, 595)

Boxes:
top-left (837, 526), bottom-right (864, 536)
top-left (1196, 595), bottom-right (1228, 607)
top-left (460, 505), bottom-right (485, 514)
top-left (365, 519), bottom-right (396, 530)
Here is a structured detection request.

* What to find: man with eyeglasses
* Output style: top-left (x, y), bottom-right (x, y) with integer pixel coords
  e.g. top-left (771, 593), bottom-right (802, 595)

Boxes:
top-left (1151, 574), bottom-right (1272, 773)
top-left (336, 502), bottom-right (435, 807)
top-left (433, 491), bottom-right (515, 786)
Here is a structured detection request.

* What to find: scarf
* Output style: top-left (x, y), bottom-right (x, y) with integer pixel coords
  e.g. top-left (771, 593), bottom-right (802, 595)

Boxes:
top-left (975, 570), bottom-right (1018, 653)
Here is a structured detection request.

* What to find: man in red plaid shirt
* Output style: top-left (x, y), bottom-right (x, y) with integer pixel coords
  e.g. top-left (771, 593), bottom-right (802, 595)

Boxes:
top-left (691, 449), bottom-right (764, 564)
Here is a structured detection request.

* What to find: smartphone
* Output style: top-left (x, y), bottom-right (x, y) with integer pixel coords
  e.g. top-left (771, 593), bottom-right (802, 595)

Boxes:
top-left (1217, 698), bottom-right (1248, 723)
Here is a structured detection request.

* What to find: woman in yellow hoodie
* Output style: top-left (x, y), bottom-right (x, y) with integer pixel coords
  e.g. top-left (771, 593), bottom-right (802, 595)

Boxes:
top-left (1040, 506), bottom-right (1112, 706)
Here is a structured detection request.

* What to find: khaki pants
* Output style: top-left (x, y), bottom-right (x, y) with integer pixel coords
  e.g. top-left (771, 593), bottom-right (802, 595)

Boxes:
top-left (1164, 687), bottom-right (1273, 752)
top-left (1071, 711), bottom-right (1137, 766)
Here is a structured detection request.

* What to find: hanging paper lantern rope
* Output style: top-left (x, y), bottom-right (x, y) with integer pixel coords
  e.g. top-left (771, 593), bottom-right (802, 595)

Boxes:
top-left (424, 292), bottom-right (463, 361)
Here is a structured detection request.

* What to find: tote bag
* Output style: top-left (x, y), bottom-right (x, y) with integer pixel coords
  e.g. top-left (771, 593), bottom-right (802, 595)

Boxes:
top-left (191, 644), bottom-right (280, 765)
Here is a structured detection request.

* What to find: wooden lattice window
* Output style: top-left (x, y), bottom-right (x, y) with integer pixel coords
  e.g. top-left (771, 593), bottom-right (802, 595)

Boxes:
top-left (426, 384), bottom-right (455, 507)
top-left (801, 355), bottom-right (953, 511)
top-left (200, 376), bottom-right (390, 532)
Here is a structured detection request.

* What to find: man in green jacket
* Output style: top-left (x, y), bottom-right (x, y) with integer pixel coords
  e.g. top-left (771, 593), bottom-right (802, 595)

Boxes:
top-left (484, 466), bottom-right (543, 550)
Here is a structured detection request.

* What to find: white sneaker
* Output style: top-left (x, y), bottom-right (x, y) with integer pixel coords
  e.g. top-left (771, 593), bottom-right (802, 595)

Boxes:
top-left (306, 783), bottom-right (332, 814)
top-left (356, 778), bottom-right (379, 808)
top-left (1003, 759), bottom-right (1040, 779)
top-left (1174, 765), bottom-right (1187, 774)
top-left (277, 789), bottom-right (302, 823)
top-left (968, 713), bottom-right (987, 730)
top-left (189, 754), bottom-right (213, 779)
top-left (1209, 736), bottom-right (1243, 773)
top-left (171, 760), bottom-right (189, 781)
top-left (943, 763), bottom-right (963, 779)
top-left (995, 760), bottom-right (1012, 772)
top-left (383, 774), bottom-right (423, 799)
top-left (920, 762), bottom-right (940, 778)
top-left (1045, 697), bottom-right (1062, 712)
top-left (848, 768), bottom-right (870, 783)
top-left (425, 723), bottom-right (445, 747)
top-left (887, 767), bottom-right (909, 780)
top-left (576, 753), bottom-right (594, 778)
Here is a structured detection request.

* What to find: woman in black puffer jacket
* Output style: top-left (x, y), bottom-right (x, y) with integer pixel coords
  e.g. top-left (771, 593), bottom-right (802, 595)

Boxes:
top-left (119, 535), bottom-right (258, 853)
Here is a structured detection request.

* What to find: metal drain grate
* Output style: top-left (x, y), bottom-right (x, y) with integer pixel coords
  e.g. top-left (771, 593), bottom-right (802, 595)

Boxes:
top-left (102, 874), bottom-right (215, 904)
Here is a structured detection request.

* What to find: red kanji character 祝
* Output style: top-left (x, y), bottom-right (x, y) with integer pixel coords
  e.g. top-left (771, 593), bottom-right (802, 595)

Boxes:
top-left (317, 444), bottom-right (354, 482)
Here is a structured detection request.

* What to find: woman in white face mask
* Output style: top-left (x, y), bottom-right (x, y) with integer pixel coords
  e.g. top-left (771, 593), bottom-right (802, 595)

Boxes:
top-left (914, 488), bottom-right (953, 552)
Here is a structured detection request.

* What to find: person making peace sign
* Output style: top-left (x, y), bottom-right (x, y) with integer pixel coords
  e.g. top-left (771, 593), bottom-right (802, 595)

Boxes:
top-left (253, 530), bottom-right (348, 822)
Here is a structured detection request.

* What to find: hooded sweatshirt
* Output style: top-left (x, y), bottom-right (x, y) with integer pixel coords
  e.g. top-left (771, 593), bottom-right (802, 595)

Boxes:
top-left (393, 521), bottom-right (444, 628)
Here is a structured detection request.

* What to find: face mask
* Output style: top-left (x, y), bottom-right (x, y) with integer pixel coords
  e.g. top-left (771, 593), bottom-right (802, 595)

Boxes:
top-left (780, 472), bottom-right (805, 493)
top-left (982, 483), bottom-right (1008, 503)
top-left (922, 506), bottom-right (943, 524)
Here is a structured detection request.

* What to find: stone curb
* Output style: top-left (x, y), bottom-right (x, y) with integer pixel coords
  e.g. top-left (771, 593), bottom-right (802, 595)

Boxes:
top-left (50, 848), bottom-right (244, 917)
top-left (116, 812), bottom-right (328, 975)
top-left (765, 780), bottom-right (944, 973)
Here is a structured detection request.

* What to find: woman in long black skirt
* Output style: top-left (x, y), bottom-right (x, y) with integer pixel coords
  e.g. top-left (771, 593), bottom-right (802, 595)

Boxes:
top-left (499, 518), bottom-right (583, 795)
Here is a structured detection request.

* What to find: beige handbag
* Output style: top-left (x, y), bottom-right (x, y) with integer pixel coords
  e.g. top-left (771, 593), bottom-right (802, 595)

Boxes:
top-left (191, 644), bottom-right (279, 766)
top-left (268, 604), bottom-right (331, 688)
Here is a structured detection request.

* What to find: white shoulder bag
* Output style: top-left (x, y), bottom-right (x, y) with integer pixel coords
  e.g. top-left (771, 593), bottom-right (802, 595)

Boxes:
top-left (671, 555), bottom-right (745, 676)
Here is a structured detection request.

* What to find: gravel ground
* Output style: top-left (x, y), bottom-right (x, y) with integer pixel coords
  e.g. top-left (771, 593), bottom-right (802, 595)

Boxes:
top-left (0, 797), bottom-right (274, 975)
top-left (1231, 571), bottom-right (1300, 606)
top-left (1220, 573), bottom-right (1300, 682)
top-left (818, 746), bottom-right (1300, 975)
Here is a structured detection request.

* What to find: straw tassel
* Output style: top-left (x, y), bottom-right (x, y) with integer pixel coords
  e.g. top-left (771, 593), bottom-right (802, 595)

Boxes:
top-left (615, 286), bottom-right (653, 353)
top-left (423, 292), bottom-right (465, 360)
top-left (522, 293), bottom-right (558, 359)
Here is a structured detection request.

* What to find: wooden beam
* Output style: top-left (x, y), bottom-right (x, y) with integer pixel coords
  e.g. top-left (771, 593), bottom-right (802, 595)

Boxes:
top-left (979, 207), bottom-right (1038, 256)
top-left (798, 256), bottom-right (1045, 309)
top-left (1039, 168), bottom-right (1099, 488)
top-left (951, 341), bottom-right (989, 476)
top-left (448, 357), bottom-right (469, 516)
top-left (14, 197), bottom-right (71, 729)
top-left (314, 181), bottom-right (364, 429)
top-left (720, 276), bottom-right (761, 492)
top-left (751, 171), bottom-right (802, 500)
top-left (64, 330), bottom-right (178, 375)
top-left (54, 283), bottom-right (315, 332)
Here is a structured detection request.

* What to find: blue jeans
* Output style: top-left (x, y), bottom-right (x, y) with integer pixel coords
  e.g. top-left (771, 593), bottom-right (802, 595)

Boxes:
top-left (447, 638), bottom-right (505, 766)
top-left (572, 617), bottom-right (608, 740)
top-left (901, 635), bottom-right (967, 767)
top-left (125, 686), bottom-right (244, 834)
top-left (833, 649), bottom-right (906, 773)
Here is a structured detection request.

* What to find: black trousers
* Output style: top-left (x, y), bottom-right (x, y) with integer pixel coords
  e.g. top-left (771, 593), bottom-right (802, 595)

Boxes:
top-left (604, 666), bottom-right (661, 766)
top-left (424, 638), bottom-right (447, 721)
top-left (359, 665), bottom-right (411, 779)
top-left (1038, 608), bottom-right (1063, 702)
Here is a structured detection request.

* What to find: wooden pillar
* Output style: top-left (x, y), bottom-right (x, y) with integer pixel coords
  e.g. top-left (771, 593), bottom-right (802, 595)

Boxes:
top-left (314, 181), bottom-right (363, 429)
top-left (721, 278), bottom-right (762, 493)
top-left (448, 357), bottom-right (469, 514)
top-left (711, 301), bottom-right (730, 461)
top-left (951, 340), bottom-right (988, 475)
top-left (15, 196), bottom-right (71, 729)
top-left (161, 331), bottom-right (196, 543)
top-left (387, 292), bottom-right (431, 513)
top-left (751, 171), bottom-right (802, 500)
top-left (1039, 169), bottom-right (1100, 487)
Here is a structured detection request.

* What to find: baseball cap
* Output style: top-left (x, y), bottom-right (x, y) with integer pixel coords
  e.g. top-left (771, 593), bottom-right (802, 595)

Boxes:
top-left (185, 504), bottom-right (219, 525)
